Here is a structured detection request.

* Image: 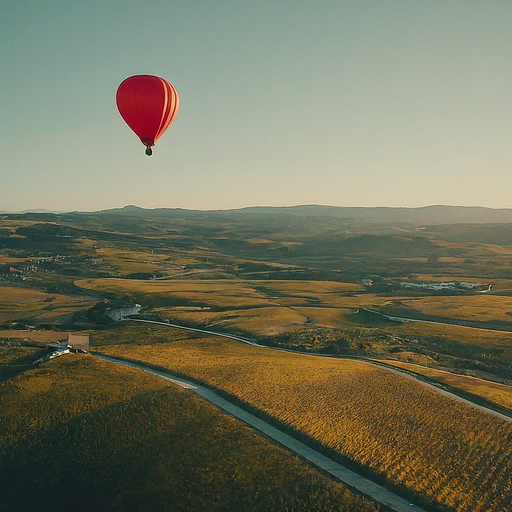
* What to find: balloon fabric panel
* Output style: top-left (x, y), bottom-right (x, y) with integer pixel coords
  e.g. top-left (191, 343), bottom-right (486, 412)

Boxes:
top-left (116, 75), bottom-right (179, 148)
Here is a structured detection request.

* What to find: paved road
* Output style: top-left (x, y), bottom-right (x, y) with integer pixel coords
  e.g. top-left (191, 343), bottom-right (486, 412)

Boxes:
top-left (131, 319), bottom-right (512, 423)
top-left (95, 353), bottom-right (426, 512)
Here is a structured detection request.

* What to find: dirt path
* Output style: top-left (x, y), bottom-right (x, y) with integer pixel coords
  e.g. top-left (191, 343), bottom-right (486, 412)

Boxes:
top-left (131, 319), bottom-right (512, 423)
top-left (95, 353), bottom-right (426, 512)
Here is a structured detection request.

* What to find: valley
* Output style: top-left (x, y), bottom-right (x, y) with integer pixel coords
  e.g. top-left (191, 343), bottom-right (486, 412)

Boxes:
top-left (1, 205), bottom-right (512, 511)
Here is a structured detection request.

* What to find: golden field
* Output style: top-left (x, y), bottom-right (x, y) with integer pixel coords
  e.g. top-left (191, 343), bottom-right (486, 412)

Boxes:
top-left (0, 352), bottom-right (379, 511)
top-left (384, 321), bottom-right (512, 352)
top-left (75, 278), bottom-right (272, 307)
top-left (94, 247), bottom-right (164, 276)
top-left (75, 277), bottom-right (386, 313)
top-left (94, 323), bottom-right (512, 512)
top-left (378, 359), bottom-right (512, 412)
top-left (387, 294), bottom-right (512, 323)
top-left (291, 306), bottom-right (355, 328)
top-left (0, 329), bottom-right (72, 343)
top-left (0, 285), bottom-right (95, 323)
top-left (156, 305), bottom-right (308, 335)
top-left (74, 277), bottom-right (376, 336)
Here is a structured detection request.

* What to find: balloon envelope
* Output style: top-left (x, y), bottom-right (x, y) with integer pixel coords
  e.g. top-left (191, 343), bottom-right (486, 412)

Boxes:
top-left (116, 75), bottom-right (179, 150)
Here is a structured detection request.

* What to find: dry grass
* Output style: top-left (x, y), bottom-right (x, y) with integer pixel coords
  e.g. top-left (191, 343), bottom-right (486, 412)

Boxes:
top-left (0, 352), bottom-right (379, 512)
top-left (95, 248), bottom-right (166, 276)
top-left (0, 329), bottom-right (71, 344)
top-left (393, 257), bottom-right (429, 262)
top-left (0, 346), bottom-right (42, 365)
top-left (0, 220), bottom-right (44, 229)
top-left (75, 278), bottom-right (368, 310)
top-left (0, 285), bottom-right (95, 323)
top-left (75, 278), bottom-right (272, 307)
top-left (94, 323), bottom-right (512, 512)
top-left (437, 257), bottom-right (466, 263)
top-left (156, 306), bottom-right (307, 335)
top-left (291, 307), bottom-right (354, 328)
top-left (414, 274), bottom-right (486, 283)
top-left (378, 360), bottom-right (512, 412)
top-left (252, 280), bottom-right (363, 295)
top-left (385, 320), bottom-right (512, 348)
top-left (390, 295), bottom-right (512, 323)
top-left (0, 255), bottom-right (30, 264)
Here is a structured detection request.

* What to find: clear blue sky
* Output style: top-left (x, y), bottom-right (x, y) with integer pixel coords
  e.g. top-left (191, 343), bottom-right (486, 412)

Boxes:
top-left (2, 1), bottom-right (512, 211)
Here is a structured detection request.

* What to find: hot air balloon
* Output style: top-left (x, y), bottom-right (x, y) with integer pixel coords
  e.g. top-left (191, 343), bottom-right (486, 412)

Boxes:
top-left (116, 75), bottom-right (179, 156)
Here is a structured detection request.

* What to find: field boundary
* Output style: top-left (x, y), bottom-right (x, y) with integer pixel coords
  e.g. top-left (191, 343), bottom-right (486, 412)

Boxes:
top-left (129, 318), bottom-right (512, 423)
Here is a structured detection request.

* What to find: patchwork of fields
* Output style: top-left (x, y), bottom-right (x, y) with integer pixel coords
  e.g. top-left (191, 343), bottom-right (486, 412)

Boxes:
top-left (3, 211), bottom-right (512, 510)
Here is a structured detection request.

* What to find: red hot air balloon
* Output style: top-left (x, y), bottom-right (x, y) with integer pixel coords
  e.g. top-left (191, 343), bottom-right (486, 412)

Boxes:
top-left (116, 75), bottom-right (179, 156)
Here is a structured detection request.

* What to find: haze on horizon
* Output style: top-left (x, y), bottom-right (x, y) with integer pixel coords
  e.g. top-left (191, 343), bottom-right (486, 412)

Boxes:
top-left (2, 2), bottom-right (512, 212)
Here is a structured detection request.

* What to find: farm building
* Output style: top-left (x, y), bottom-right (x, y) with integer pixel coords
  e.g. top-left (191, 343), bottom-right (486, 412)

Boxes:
top-left (67, 334), bottom-right (90, 353)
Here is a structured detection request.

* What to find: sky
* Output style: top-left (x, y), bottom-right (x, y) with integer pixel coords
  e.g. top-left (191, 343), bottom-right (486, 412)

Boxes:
top-left (2, 1), bottom-right (512, 212)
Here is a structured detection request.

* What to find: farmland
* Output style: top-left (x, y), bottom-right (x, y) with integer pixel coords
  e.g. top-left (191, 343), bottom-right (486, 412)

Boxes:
top-left (94, 322), bottom-right (512, 512)
top-left (0, 285), bottom-right (95, 324)
top-left (377, 359), bottom-right (512, 412)
top-left (3, 206), bottom-right (512, 509)
top-left (0, 351), bottom-right (379, 512)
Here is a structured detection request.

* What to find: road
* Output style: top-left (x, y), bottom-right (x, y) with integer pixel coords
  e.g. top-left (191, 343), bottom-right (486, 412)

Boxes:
top-left (360, 306), bottom-right (512, 332)
top-left (131, 319), bottom-right (512, 424)
top-left (95, 353), bottom-right (426, 512)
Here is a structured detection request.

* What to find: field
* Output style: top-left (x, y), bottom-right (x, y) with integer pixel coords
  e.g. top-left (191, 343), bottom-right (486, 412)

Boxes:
top-left (75, 278), bottom-right (364, 307)
top-left (382, 295), bottom-right (512, 323)
top-left (382, 321), bottom-right (512, 375)
top-left (377, 359), bottom-right (512, 412)
top-left (94, 323), bottom-right (512, 512)
top-left (0, 285), bottom-right (95, 324)
top-left (4, 208), bottom-right (512, 510)
top-left (0, 345), bottom-right (47, 381)
top-left (0, 351), bottom-right (379, 512)
top-left (94, 247), bottom-right (165, 276)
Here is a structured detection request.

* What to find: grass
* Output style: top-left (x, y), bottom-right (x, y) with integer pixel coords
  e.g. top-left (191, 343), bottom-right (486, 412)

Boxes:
top-left (74, 278), bottom-right (373, 313)
top-left (75, 278), bottom-right (272, 308)
top-left (384, 295), bottom-right (512, 323)
top-left (156, 305), bottom-right (308, 335)
top-left (383, 321), bottom-right (512, 365)
top-left (376, 359), bottom-right (512, 412)
top-left (0, 345), bottom-right (47, 381)
top-left (0, 352), bottom-right (379, 512)
top-left (0, 329), bottom-right (71, 343)
top-left (291, 306), bottom-right (355, 328)
top-left (93, 322), bottom-right (512, 512)
top-left (95, 247), bottom-right (166, 276)
top-left (0, 285), bottom-right (95, 323)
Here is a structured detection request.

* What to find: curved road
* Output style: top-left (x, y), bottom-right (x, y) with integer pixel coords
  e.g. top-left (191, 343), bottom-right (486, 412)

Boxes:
top-left (131, 318), bottom-right (512, 424)
top-left (96, 353), bottom-right (426, 512)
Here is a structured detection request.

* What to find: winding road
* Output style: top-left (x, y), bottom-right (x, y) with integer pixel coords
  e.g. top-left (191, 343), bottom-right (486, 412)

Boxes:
top-left (94, 318), bottom-right (512, 510)
top-left (130, 318), bottom-right (512, 423)
top-left (95, 353), bottom-right (426, 512)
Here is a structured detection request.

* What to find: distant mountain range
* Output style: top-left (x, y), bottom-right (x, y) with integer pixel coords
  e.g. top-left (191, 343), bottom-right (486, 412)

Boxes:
top-left (0, 208), bottom-right (65, 214)
top-left (96, 204), bottom-right (512, 225)
top-left (5, 204), bottom-right (512, 225)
